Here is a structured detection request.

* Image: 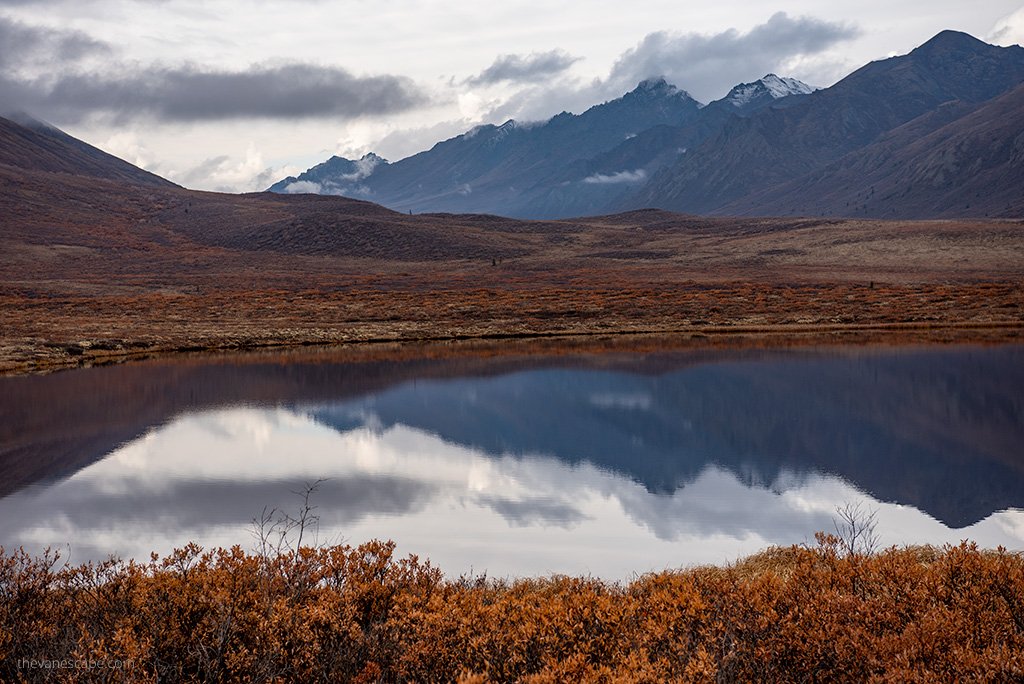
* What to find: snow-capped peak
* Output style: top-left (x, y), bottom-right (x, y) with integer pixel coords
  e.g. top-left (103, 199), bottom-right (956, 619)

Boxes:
top-left (759, 74), bottom-right (816, 98)
top-left (723, 74), bottom-right (816, 108)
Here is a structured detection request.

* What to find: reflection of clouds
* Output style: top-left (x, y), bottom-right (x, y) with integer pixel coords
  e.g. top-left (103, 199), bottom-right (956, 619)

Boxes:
top-left (611, 466), bottom-right (843, 544)
top-left (476, 494), bottom-right (592, 529)
top-left (1, 475), bottom-right (440, 564)
top-left (994, 510), bottom-right (1024, 539)
top-left (2, 403), bottom-right (1024, 579)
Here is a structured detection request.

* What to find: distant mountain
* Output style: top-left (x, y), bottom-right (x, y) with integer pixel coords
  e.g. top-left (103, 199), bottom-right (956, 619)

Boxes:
top-left (713, 73), bottom-right (817, 115)
top-left (268, 75), bottom-right (810, 218)
top-left (271, 30), bottom-right (1024, 221)
top-left (269, 152), bottom-right (388, 196)
top-left (0, 113), bottom-right (177, 188)
top-left (623, 31), bottom-right (1024, 217)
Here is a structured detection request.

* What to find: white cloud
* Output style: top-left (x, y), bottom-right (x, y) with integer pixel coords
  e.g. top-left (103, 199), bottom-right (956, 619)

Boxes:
top-left (170, 141), bottom-right (290, 192)
top-left (458, 91), bottom-right (496, 120)
top-left (605, 12), bottom-right (860, 102)
top-left (283, 180), bottom-right (322, 194)
top-left (101, 130), bottom-right (158, 171)
top-left (347, 117), bottom-right (489, 160)
top-left (582, 169), bottom-right (647, 184)
top-left (342, 155), bottom-right (383, 181)
top-left (989, 6), bottom-right (1024, 46)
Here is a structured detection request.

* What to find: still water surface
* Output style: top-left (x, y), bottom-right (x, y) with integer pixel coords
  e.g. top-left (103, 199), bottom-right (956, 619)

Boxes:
top-left (1, 340), bottom-right (1023, 579)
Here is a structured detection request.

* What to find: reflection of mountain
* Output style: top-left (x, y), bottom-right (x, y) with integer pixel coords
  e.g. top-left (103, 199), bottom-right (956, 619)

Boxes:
top-left (1, 344), bottom-right (1022, 528)
top-left (307, 347), bottom-right (1024, 528)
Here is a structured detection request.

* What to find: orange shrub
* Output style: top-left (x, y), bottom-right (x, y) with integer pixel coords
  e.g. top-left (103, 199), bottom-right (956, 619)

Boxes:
top-left (1, 538), bottom-right (1022, 683)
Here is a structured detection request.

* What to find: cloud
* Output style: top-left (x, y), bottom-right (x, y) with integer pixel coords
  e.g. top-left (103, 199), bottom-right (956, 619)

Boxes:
top-left (465, 49), bottom-right (581, 86)
top-left (340, 154), bottom-right (384, 181)
top-left (13, 62), bottom-right (427, 124)
top-left (582, 169), bottom-right (647, 185)
top-left (606, 12), bottom-right (860, 102)
top-left (283, 180), bottom-right (323, 194)
top-left (170, 142), bottom-right (283, 192)
top-left (0, 15), bottom-right (111, 71)
top-left (0, 15), bottom-right (427, 125)
top-left (456, 13), bottom-right (858, 130)
top-left (989, 7), bottom-right (1024, 46)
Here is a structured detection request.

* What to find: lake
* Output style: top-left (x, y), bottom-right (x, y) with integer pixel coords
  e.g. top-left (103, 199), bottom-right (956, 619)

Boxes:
top-left (1, 337), bottom-right (1023, 580)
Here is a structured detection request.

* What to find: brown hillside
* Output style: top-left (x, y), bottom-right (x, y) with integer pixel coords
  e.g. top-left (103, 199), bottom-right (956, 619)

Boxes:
top-left (0, 115), bottom-right (1022, 372)
top-left (0, 115), bottom-right (177, 188)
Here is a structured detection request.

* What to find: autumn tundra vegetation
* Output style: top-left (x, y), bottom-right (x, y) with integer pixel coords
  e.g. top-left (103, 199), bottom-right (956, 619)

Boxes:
top-left (1, 498), bottom-right (1023, 683)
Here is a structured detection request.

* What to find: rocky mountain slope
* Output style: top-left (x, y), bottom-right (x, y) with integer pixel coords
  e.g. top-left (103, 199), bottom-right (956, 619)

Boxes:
top-left (718, 81), bottom-right (1024, 219)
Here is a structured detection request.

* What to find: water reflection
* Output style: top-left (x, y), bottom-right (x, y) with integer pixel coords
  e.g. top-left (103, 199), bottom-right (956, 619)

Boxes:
top-left (1, 341), bottom-right (1022, 579)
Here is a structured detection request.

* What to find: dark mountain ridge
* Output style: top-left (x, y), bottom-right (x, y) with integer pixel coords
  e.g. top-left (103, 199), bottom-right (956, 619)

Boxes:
top-left (622, 31), bottom-right (1024, 217)
top-left (718, 81), bottom-right (1024, 219)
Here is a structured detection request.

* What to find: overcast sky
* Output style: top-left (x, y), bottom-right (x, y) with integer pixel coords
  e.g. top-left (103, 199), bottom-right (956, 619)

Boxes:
top-left (2, 0), bottom-right (1023, 192)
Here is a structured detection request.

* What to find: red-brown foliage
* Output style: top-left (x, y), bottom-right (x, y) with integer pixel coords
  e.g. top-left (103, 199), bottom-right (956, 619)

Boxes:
top-left (1, 534), bottom-right (1023, 682)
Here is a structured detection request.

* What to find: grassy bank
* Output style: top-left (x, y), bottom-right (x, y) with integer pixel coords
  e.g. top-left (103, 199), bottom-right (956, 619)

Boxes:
top-left (2, 533), bottom-right (1022, 683)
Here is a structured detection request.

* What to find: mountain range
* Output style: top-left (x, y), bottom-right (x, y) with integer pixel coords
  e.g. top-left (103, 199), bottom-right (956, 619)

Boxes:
top-left (270, 31), bottom-right (1024, 220)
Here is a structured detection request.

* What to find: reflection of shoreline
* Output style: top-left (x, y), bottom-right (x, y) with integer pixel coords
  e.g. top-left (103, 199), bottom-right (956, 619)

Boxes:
top-left (3, 409), bottom-right (1022, 578)
top-left (2, 343), bottom-right (1023, 529)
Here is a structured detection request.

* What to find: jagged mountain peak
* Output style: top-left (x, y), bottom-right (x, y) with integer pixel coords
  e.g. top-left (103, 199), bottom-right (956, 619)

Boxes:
top-left (720, 74), bottom-right (816, 110)
top-left (635, 77), bottom-right (675, 93)
top-left (628, 77), bottom-right (697, 103)
top-left (355, 151), bottom-right (389, 166)
top-left (267, 150), bottom-right (388, 194)
top-left (758, 74), bottom-right (816, 98)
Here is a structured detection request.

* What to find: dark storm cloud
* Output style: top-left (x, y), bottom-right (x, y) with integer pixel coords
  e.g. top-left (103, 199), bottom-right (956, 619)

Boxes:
top-left (0, 15), bottom-right (426, 123)
top-left (465, 49), bottom-right (581, 86)
top-left (31, 63), bottom-right (428, 122)
top-left (607, 11), bottom-right (860, 101)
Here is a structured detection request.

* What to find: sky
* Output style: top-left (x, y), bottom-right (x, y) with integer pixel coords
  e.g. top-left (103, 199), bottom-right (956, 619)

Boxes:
top-left (2, 0), bottom-right (1023, 193)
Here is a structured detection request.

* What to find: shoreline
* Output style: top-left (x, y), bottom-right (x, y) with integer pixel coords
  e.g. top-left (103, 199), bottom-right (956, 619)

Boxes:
top-left (4, 318), bottom-right (1022, 376)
